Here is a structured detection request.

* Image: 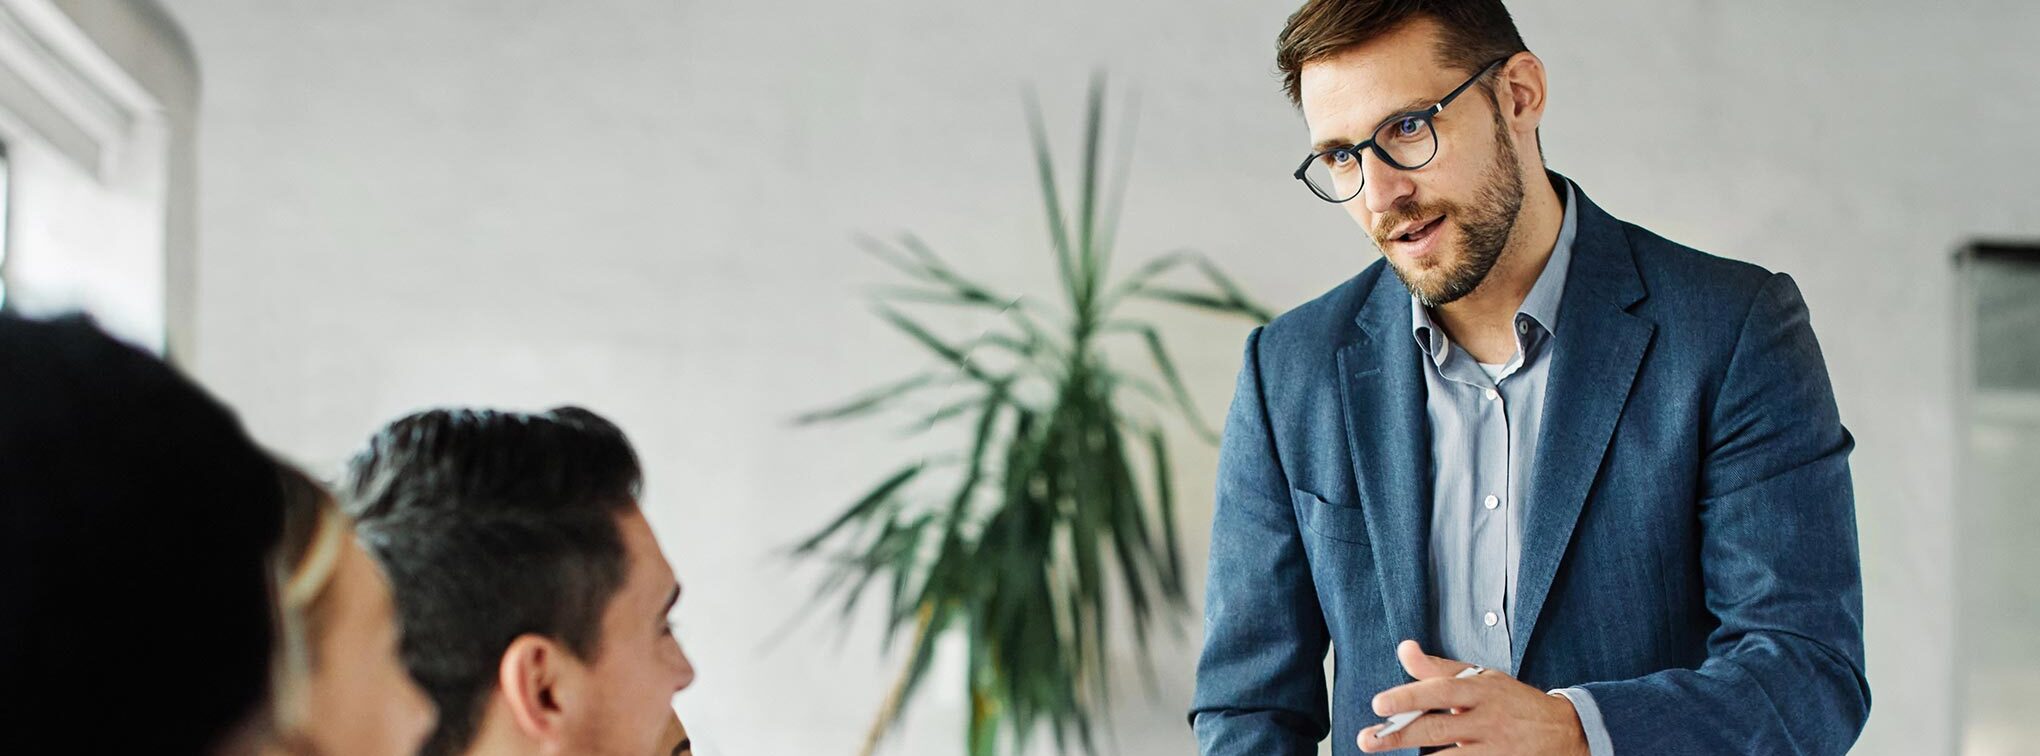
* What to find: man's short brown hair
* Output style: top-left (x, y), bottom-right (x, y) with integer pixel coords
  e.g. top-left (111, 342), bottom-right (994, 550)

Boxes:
top-left (1276, 0), bottom-right (1529, 108)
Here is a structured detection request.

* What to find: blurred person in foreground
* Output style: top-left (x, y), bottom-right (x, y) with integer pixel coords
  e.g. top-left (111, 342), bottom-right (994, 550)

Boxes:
top-left (263, 461), bottom-right (437, 755)
top-left (342, 406), bottom-right (695, 756)
top-left (0, 315), bottom-right (282, 753)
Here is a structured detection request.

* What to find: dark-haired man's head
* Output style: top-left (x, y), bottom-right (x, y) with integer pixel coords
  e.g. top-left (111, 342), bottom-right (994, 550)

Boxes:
top-left (0, 315), bottom-right (282, 753)
top-left (1278, 0), bottom-right (1550, 306)
top-left (343, 407), bottom-right (693, 756)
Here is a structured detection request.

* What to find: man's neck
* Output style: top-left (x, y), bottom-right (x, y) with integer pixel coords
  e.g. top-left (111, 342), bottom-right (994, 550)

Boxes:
top-left (463, 712), bottom-right (544, 756)
top-left (1431, 170), bottom-right (1566, 364)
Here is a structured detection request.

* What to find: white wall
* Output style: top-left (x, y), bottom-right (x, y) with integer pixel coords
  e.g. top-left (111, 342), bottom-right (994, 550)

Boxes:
top-left (160, 1), bottom-right (2040, 754)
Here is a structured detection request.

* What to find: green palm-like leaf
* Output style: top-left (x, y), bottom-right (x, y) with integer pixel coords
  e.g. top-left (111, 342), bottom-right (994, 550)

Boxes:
top-left (1103, 320), bottom-right (1219, 443)
top-left (792, 464), bottom-right (922, 555)
top-left (1022, 90), bottom-right (1079, 308)
top-left (793, 372), bottom-right (942, 426)
top-left (791, 74), bottom-right (1273, 756)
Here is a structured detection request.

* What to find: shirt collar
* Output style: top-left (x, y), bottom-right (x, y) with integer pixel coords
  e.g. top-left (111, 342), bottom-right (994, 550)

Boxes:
top-left (1410, 178), bottom-right (1578, 360)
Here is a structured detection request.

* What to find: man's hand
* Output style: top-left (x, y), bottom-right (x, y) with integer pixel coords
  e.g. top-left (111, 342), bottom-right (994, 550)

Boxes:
top-left (1357, 641), bottom-right (1589, 755)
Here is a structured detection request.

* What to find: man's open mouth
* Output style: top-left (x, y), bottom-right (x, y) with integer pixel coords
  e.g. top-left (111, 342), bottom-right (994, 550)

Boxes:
top-left (1394, 215), bottom-right (1446, 243)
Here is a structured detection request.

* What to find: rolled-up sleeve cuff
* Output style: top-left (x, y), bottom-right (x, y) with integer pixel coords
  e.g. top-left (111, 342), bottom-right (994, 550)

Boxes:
top-left (1550, 687), bottom-right (1615, 756)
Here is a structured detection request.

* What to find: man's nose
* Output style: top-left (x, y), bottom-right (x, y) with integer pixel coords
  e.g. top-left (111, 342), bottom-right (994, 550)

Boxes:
top-left (672, 642), bottom-right (696, 692)
top-left (1361, 154), bottom-right (1416, 216)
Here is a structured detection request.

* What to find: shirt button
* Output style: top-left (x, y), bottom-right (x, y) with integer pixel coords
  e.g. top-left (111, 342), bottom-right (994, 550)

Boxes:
top-left (1484, 611), bottom-right (1500, 627)
top-left (1517, 320), bottom-right (1529, 334)
top-left (1484, 495), bottom-right (1500, 510)
top-left (1484, 388), bottom-right (1499, 401)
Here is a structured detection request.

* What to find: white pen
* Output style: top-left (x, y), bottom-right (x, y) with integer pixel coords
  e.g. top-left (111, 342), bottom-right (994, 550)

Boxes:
top-left (1373, 665), bottom-right (1485, 738)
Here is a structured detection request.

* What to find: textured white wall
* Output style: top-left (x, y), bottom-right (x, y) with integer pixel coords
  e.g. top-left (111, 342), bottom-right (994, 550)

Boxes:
top-left (161, 1), bottom-right (2040, 754)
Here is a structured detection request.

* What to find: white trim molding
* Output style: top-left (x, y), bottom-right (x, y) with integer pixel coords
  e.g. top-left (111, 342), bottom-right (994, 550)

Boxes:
top-left (0, 0), bottom-right (160, 182)
top-left (0, 0), bottom-right (189, 354)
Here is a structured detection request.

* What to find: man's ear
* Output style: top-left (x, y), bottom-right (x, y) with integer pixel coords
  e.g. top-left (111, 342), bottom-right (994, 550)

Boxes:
top-left (1498, 51), bottom-right (1549, 136)
top-left (498, 634), bottom-right (580, 742)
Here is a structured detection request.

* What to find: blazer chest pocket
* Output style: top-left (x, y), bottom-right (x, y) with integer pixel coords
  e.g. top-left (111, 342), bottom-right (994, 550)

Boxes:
top-left (1293, 488), bottom-right (1370, 544)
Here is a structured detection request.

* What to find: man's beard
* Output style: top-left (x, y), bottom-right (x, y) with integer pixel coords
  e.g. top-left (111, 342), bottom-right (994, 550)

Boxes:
top-left (1377, 107), bottom-right (1526, 307)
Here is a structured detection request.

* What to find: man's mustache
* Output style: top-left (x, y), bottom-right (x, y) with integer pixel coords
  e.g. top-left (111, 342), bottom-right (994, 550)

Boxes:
top-left (1372, 202), bottom-right (1453, 244)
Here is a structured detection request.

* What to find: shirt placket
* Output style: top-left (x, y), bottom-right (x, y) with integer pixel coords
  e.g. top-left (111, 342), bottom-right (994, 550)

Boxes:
top-left (1472, 369), bottom-right (1513, 673)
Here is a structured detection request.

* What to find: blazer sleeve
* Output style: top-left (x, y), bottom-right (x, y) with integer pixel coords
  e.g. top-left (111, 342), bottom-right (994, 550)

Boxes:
top-left (1578, 273), bottom-right (1871, 754)
top-left (1190, 326), bottom-right (1333, 755)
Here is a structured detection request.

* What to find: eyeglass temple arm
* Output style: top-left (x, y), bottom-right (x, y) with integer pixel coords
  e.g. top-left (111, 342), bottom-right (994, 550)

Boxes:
top-left (1438, 57), bottom-right (1511, 110)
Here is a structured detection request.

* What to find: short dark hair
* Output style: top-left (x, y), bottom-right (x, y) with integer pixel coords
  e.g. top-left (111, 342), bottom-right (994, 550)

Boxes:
top-left (0, 315), bottom-right (282, 751)
top-left (1276, 0), bottom-right (1529, 107)
top-left (342, 406), bottom-right (644, 756)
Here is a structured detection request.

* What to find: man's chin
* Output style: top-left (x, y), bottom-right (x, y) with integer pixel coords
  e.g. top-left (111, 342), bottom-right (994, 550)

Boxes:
top-left (1391, 263), bottom-right (1478, 307)
top-left (1386, 258), bottom-right (1440, 297)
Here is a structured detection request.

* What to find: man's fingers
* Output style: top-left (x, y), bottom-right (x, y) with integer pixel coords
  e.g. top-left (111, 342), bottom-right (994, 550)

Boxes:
top-left (1356, 725), bottom-right (1386, 753)
top-left (1371, 676), bottom-right (1485, 717)
top-left (1396, 639), bottom-right (1473, 680)
top-left (1359, 707), bottom-right (1485, 752)
top-left (1365, 641), bottom-right (1492, 752)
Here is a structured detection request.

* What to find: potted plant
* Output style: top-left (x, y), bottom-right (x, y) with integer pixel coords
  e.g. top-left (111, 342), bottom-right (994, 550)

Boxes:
top-left (793, 77), bottom-right (1269, 756)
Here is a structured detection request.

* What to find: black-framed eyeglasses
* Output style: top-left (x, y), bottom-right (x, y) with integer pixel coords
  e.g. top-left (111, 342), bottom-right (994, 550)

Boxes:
top-left (1293, 57), bottom-right (1509, 204)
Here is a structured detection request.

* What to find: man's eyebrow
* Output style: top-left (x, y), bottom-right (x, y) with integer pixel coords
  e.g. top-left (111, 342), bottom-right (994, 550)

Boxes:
top-left (1309, 97), bottom-right (1435, 153)
top-left (1379, 97), bottom-right (1434, 120)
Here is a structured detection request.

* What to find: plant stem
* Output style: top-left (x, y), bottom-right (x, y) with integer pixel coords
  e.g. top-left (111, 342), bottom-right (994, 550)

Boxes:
top-left (859, 603), bottom-right (936, 756)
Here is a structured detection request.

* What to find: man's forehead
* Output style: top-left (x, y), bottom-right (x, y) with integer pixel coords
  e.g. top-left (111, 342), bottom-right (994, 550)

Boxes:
top-left (1301, 49), bottom-right (1449, 140)
top-left (616, 507), bottom-right (677, 584)
top-left (1297, 19), bottom-right (1452, 139)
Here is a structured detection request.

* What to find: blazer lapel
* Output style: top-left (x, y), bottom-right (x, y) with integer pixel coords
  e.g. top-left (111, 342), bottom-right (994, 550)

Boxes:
top-left (1338, 266), bottom-right (1433, 650)
top-left (1510, 186), bottom-right (1654, 672)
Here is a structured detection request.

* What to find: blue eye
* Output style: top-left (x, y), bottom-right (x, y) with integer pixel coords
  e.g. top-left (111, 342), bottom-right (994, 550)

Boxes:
top-left (1394, 117), bottom-right (1424, 137)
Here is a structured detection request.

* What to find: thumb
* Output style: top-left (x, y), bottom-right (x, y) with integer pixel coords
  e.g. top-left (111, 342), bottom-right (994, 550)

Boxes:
top-left (1396, 640), bottom-right (1471, 680)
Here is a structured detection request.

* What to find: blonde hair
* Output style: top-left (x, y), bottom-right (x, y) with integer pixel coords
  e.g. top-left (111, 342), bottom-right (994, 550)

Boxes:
top-left (268, 462), bottom-right (353, 746)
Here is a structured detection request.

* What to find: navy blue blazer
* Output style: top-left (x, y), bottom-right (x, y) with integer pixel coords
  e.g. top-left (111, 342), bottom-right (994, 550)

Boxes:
top-left (1191, 180), bottom-right (1870, 755)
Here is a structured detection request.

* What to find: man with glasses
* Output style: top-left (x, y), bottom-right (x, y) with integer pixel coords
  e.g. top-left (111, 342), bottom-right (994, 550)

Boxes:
top-left (1191, 2), bottom-right (1868, 755)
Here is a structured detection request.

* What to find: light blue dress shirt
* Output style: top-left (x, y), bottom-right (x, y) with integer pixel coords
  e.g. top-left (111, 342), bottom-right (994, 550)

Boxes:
top-left (1410, 181), bottom-right (1614, 756)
